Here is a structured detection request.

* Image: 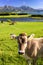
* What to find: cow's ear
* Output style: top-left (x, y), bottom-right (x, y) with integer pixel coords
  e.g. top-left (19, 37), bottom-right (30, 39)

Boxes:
top-left (10, 34), bottom-right (18, 40)
top-left (27, 34), bottom-right (35, 40)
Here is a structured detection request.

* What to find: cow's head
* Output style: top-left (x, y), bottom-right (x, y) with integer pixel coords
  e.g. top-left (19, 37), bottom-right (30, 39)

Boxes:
top-left (18, 33), bottom-right (27, 55)
top-left (18, 33), bottom-right (35, 55)
top-left (10, 33), bottom-right (35, 55)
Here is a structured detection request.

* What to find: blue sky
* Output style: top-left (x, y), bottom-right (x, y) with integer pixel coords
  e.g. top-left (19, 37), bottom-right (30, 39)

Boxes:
top-left (0, 0), bottom-right (43, 9)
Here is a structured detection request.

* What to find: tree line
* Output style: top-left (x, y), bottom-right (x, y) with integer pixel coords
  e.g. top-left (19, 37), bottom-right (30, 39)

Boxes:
top-left (0, 12), bottom-right (28, 15)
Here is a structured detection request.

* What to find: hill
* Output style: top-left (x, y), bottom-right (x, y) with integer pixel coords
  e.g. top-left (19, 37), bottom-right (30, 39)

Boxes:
top-left (0, 5), bottom-right (38, 13)
top-left (0, 22), bottom-right (43, 65)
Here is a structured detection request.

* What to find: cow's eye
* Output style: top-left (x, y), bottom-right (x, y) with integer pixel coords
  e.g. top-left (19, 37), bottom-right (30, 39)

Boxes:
top-left (20, 37), bottom-right (22, 39)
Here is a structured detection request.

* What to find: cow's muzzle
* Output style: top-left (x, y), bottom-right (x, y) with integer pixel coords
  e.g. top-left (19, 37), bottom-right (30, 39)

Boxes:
top-left (18, 51), bottom-right (24, 55)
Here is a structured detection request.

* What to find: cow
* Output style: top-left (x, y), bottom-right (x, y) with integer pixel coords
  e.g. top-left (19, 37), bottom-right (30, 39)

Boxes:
top-left (10, 33), bottom-right (43, 65)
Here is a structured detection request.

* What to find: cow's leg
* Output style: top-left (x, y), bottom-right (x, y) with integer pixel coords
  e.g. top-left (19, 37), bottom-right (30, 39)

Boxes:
top-left (24, 55), bottom-right (32, 65)
top-left (28, 61), bottom-right (31, 65)
top-left (32, 59), bottom-right (36, 65)
top-left (27, 59), bottom-right (32, 65)
top-left (32, 57), bottom-right (38, 65)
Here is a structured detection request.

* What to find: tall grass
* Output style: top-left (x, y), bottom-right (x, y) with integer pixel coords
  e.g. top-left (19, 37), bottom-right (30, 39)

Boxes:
top-left (0, 22), bottom-right (43, 65)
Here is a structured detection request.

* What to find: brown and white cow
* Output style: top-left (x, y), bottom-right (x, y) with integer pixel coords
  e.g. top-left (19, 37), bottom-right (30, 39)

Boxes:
top-left (10, 33), bottom-right (43, 65)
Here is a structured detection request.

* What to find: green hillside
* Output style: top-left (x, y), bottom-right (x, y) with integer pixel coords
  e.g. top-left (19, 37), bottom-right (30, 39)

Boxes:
top-left (0, 22), bottom-right (43, 65)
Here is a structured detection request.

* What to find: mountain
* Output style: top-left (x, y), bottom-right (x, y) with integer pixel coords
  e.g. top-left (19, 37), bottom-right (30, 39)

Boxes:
top-left (0, 5), bottom-right (35, 13)
top-left (0, 5), bottom-right (43, 13)
top-left (0, 5), bottom-right (16, 12)
top-left (20, 6), bottom-right (34, 11)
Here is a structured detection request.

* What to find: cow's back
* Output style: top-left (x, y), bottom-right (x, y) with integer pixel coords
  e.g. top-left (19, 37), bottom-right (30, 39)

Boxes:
top-left (25, 38), bottom-right (43, 58)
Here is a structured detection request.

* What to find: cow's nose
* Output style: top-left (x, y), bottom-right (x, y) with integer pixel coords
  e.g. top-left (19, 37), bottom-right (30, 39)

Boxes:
top-left (18, 51), bottom-right (24, 55)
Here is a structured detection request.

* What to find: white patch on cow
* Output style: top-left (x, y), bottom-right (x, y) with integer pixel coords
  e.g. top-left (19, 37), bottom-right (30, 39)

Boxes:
top-left (18, 50), bottom-right (25, 53)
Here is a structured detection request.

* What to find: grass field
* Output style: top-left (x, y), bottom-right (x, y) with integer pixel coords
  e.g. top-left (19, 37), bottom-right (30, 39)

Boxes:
top-left (0, 22), bottom-right (43, 65)
top-left (0, 15), bottom-right (30, 18)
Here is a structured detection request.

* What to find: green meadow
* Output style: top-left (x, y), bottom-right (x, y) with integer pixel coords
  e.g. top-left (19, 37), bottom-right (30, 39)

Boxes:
top-left (0, 22), bottom-right (43, 65)
top-left (0, 15), bottom-right (29, 18)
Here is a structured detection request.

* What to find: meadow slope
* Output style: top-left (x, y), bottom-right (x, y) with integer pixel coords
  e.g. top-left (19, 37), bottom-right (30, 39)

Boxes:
top-left (0, 22), bottom-right (43, 65)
